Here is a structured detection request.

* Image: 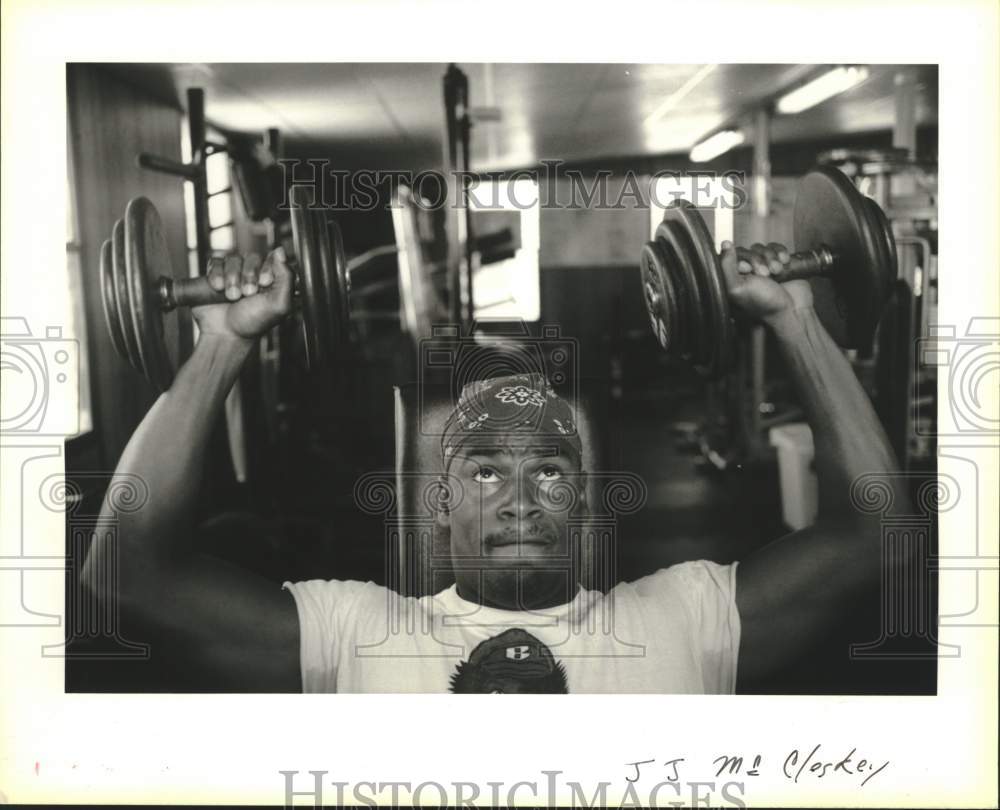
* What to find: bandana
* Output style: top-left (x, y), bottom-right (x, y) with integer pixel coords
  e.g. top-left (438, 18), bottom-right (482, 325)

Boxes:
top-left (441, 373), bottom-right (581, 467)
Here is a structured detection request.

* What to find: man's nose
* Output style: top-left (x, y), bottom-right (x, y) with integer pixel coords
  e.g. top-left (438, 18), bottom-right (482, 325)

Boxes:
top-left (496, 479), bottom-right (543, 521)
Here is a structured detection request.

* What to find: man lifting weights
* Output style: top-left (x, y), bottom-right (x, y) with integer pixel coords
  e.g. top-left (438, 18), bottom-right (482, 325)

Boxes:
top-left (82, 239), bottom-right (908, 694)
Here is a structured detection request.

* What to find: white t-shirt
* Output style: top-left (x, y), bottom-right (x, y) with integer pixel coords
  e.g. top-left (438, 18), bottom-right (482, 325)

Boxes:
top-left (283, 559), bottom-right (740, 694)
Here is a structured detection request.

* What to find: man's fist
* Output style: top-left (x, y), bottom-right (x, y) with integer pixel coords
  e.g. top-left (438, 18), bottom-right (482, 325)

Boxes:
top-left (719, 241), bottom-right (813, 324)
top-left (192, 248), bottom-right (294, 340)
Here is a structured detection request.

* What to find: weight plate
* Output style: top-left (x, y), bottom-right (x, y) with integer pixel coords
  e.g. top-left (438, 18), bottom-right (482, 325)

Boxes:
top-left (125, 196), bottom-right (175, 392)
top-left (111, 218), bottom-right (144, 375)
top-left (673, 202), bottom-right (734, 377)
top-left (655, 220), bottom-right (704, 363)
top-left (329, 219), bottom-right (351, 344)
top-left (316, 208), bottom-right (338, 365)
top-left (314, 213), bottom-right (341, 371)
top-left (640, 240), bottom-right (678, 353)
top-left (794, 167), bottom-right (887, 348)
top-left (659, 202), bottom-right (734, 377)
top-left (289, 185), bottom-right (328, 371)
top-left (659, 236), bottom-right (690, 358)
top-left (861, 198), bottom-right (892, 322)
top-left (864, 196), bottom-right (898, 292)
top-left (99, 238), bottom-right (129, 359)
top-left (665, 241), bottom-right (691, 360)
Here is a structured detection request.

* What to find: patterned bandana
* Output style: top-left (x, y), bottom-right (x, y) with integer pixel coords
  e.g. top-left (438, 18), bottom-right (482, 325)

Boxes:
top-left (441, 373), bottom-right (582, 467)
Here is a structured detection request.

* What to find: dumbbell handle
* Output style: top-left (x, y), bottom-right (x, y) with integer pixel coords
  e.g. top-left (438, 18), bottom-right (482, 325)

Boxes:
top-left (156, 268), bottom-right (303, 311)
top-left (758, 245), bottom-right (837, 282)
top-left (156, 276), bottom-right (230, 311)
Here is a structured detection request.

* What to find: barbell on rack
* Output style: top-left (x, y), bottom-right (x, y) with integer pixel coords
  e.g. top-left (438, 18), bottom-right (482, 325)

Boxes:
top-left (640, 166), bottom-right (898, 378)
top-left (99, 185), bottom-right (350, 392)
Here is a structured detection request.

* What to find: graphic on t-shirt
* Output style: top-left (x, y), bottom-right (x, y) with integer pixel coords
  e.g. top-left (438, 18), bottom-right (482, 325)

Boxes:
top-left (449, 628), bottom-right (568, 693)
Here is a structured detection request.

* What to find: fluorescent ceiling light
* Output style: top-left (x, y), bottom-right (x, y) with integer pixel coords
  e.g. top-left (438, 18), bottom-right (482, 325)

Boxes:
top-left (644, 64), bottom-right (718, 126)
top-left (689, 129), bottom-right (745, 163)
top-left (776, 66), bottom-right (870, 114)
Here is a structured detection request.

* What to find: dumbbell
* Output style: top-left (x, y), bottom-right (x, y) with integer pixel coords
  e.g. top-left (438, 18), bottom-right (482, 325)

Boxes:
top-left (640, 166), bottom-right (898, 378)
top-left (99, 185), bottom-right (350, 392)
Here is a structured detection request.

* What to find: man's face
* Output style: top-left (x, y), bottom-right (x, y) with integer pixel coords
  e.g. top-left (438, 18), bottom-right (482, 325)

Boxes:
top-left (441, 437), bottom-right (585, 610)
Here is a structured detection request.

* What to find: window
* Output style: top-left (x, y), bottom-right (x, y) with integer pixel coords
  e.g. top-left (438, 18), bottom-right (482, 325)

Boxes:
top-left (469, 177), bottom-right (540, 321)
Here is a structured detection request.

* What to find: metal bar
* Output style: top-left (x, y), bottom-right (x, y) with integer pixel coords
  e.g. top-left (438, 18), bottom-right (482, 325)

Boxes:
top-left (459, 83), bottom-right (475, 325)
top-left (162, 275), bottom-right (227, 310)
top-left (349, 276), bottom-right (399, 297)
top-left (759, 409), bottom-right (806, 431)
top-left (893, 68), bottom-right (918, 161)
top-left (136, 152), bottom-right (198, 180)
top-left (751, 107), bottom-right (771, 223)
top-left (896, 236), bottom-right (931, 299)
top-left (442, 66), bottom-right (459, 325)
top-left (771, 247), bottom-right (836, 280)
top-left (347, 243), bottom-right (399, 272)
top-left (442, 64), bottom-right (470, 327)
top-left (265, 128), bottom-right (282, 250)
top-left (188, 88), bottom-right (211, 278)
top-left (749, 106), bottom-right (772, 458)
top-left (896, 235), bottom-right (932, 472)
top-left (889, 67), bottom-right (921, 216)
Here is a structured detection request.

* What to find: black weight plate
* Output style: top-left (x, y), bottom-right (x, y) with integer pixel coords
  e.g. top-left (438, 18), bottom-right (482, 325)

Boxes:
top-left (640, 239), bottom-right (678, 353)
top-left (657, 235), bottom-right (691, 358)
top-left (863, 198), bottom-right (894, 329)
top-left (864, 197), bottom-right (898, 292)
top-left (125, 197), bottom-right (175, 392)
top-left (664, 239), bottom-right (690, 360)
top-left (649, 229), bottom-right (690, 358)
top-left (856, 195), bottom-right (889, 302)
top-left (794, 167), bottom-right (886, 348)
top-left (659, 202), bottom-right (733, 377)
top-left (639, 240), bottom-right (669, 351)
top-left (330, 219), bottom-right (351, 339)
top-left (851, 198), bottom-right (891, 355)
top-left (658, 219), bottom-right (707, 363)
top-left (674, 202), bottom-right (734, 377)
top-left (111, 218), bottom-right (144, 375)
top-left (313, 211), bottom-right (340, 372)
top-left (321, 217), bottom-right (351, 376)
top-left (656, 220), bottom-right (705, 363)
top-left (289, 185), bottom-right (330, 371)
top-left (99, 238), bottom-right (129, 360)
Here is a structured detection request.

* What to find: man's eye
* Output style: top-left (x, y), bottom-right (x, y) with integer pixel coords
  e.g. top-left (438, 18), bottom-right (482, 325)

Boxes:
top-left (473, 467), bottom-right (501, 483)
top-left (535, 466), bottom-right (563, 482)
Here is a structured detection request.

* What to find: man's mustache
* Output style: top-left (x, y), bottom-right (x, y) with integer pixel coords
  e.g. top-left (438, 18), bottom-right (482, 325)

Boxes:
top-left (484, 525), bottom-right (558, 546)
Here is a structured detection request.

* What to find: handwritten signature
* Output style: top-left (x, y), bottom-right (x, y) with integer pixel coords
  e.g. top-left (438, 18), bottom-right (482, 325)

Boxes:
top-left (782, 744), bottom-right (889, 787)
top-left (626, 744), bottom-right (889, 788)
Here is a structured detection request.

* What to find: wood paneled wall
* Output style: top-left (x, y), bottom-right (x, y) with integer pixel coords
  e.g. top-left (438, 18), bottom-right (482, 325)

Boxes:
top-left (67, 64), bottom-right (190, 468)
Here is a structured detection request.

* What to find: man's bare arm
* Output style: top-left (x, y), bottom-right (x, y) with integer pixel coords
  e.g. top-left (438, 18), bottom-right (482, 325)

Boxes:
top-left (82, 252), bottom-right (301, 692)
top-left (721, 244), bottom-right (911, 683)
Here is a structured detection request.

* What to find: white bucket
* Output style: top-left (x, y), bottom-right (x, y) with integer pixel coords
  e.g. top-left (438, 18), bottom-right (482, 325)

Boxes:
top-left (769, 422), bottom-right (818, 530)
